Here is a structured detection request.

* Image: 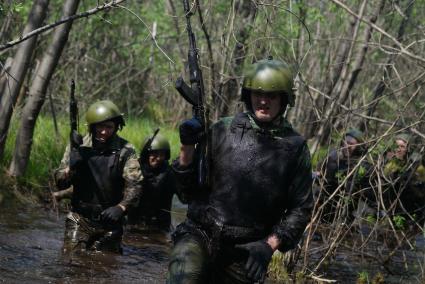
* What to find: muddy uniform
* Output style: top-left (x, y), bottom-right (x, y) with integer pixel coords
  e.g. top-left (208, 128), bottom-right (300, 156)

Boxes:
top-left (55, 134), bottom-right (142, 252)
top-left (128, 161), bottom-right (176, 231)
top-left (168, 112), bottom-right (313, 283)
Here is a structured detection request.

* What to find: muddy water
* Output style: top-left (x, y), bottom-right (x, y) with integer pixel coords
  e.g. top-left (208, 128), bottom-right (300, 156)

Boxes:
top-left (1, 199), bottom-right (423, 283)
top-left (0, 201), bottom-right (188, 283)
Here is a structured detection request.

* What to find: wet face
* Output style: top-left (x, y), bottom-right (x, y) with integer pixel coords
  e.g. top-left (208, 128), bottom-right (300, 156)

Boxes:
top-left (148, 150), bottom-right (166, 169)
top-left (250, 92), bottom-right (281, 122)
top-left (94, 121), bottom-right (116, 143)
top-left (342, 135), bottom-right (359, 158)
top-left (395, 139), bottom-right (408, 160)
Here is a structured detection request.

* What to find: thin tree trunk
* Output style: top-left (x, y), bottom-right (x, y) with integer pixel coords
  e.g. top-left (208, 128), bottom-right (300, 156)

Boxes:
top-left (9, 0), bottom-right (80, 176)
top-left (360, 0), bottom-right (413, 132)
top-left (310, 0), bottom-right (367, 153)
top-left (0, 0), bottom-right (49, 160)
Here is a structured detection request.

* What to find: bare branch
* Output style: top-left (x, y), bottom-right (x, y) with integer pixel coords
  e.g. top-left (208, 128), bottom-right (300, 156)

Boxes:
top-left (329, 0), bottom-right (425, 65)
top-left (0, 0), bottom-right (126, 52)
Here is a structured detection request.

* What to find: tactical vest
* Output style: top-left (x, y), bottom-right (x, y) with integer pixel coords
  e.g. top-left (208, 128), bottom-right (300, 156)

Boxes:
top-left (188, 113), bottom-right (307, 234)
top-left (71, 139), bottom-right (132, 218)
top-left (138, 163), bottom-right (174, 224)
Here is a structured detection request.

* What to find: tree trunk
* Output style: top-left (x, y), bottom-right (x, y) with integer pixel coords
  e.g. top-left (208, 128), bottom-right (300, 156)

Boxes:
top-left (359, 0), bottom-right (413, 132)
top-left (9, 0), bottom-right (80, 177)
top-left (0, 0), bottom-right (49, 160)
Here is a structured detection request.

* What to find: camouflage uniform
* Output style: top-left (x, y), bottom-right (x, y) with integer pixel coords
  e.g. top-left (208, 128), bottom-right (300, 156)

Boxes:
top-left (55, 133), bottom-right (143, 252)
top-left (168, 112), bottom-right (313, 283)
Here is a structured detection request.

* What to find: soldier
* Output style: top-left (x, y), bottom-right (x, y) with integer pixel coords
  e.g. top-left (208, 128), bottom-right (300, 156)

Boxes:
top-left (127, 132), bottom-right (177, 231)
top-left (380, 133), bottom-right (425, 221)
top-left (54, 100), bottom-right (142, 253)
top-left (167, 58), bottom-right (313, 283)
top-left (314, 129), bottom-right (370, 223)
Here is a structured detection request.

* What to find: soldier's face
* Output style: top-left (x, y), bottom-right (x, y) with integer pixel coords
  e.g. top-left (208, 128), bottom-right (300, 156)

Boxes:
top-left (342, 135), bottom-right (359, 158)
top-left (395, 139), bottom-right (408, 160)
top-left (94, 121), bottom-right (116, 143)
top-left (250, 92), bottom-right (281, 122)
top-left (148, 151), bottom-right (166, 169)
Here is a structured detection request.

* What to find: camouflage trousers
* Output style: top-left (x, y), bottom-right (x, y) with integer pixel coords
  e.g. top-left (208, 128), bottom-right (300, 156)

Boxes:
top-left (167, 222), bottom-right (257, 284)
top-left (63, 212), bottom-right (123, 254)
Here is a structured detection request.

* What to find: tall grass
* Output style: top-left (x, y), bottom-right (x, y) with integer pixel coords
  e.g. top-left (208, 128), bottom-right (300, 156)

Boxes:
top-left (1, 115), bottom-right (179, 196)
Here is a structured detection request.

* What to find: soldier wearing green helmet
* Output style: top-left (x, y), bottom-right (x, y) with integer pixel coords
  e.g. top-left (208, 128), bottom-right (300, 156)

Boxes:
top-left (168, 57), bottom-right (313, 283)
top-left (127, 131), bottom-right (178, 231)
top-left (54, 100), bottom-right (142, 253)
top-left (241, 58), bottom-right (295, 120)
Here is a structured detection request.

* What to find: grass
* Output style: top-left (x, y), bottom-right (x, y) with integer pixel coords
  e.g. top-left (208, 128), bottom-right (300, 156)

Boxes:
top-left (0, 114), bottom-right (179, 198)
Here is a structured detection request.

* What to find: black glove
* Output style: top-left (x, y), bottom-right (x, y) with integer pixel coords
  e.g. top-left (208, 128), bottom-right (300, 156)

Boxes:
top-left (69, 148), bottom-right (84, 170)
top-left (235, 240), bottom-right (274, 283)
top-left (101, 206), bottom-right (124, 223)
top-left (179, 117), bottom-right (203, 145)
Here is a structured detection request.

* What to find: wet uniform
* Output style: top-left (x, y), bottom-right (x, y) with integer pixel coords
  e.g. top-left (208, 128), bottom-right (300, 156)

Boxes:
top-left (128, 161), bottom-right (176, 231)
top-left (55, 134), bottom-right (142, 252)
top-left (168, 112), bottom-right (313, 283)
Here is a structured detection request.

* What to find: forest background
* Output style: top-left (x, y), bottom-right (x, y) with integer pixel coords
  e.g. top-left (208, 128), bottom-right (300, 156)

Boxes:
top-left (0, 0), bottom-right (424, 282)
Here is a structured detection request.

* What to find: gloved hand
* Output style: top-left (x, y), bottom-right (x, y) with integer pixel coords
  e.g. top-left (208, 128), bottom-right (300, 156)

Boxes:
top-left (101, 206), bottom-right (125, 223)
top-left (179, 117), bottom-right (203, 145)
top-left (235, 240), bottom-right (274, 283)
top-left (69, 148), bottom-right (84, 170)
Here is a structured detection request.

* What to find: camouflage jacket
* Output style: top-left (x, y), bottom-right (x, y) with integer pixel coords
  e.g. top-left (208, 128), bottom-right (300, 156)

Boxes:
top-left (55, 134), bottom-right (143, 210)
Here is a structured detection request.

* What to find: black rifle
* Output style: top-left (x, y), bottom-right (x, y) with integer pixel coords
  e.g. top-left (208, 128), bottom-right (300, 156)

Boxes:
top-left (175, 0), bottom-right (209, 187)
top-left (140, 128), bottom-right (160, 163)
top-left (69, 79), bottom-right (80, 149)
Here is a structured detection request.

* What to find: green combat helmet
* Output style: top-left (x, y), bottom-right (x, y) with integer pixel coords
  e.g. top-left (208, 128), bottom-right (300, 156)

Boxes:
top-left (241, 57), bottom-right (295, 108)
top-left (85, 100), bottom-right (125, 129)
top-left (141, 133), bottom-right (171, 160)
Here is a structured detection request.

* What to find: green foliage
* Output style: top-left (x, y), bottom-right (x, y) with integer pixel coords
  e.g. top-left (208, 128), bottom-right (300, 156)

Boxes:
top-left (267, 251), bottom-right (291, 282)
top-left (392, 215), bottom-right (406, 230)
top-left (356, 271), bottom-right (369, 284)
top-left (311, 146), bottom-right (329, 168)
top-left (366, 214), bottom-right (376, 224)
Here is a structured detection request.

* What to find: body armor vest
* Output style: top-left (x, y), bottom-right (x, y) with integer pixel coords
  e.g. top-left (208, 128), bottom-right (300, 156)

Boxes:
top-left (188, 113), bottom-right (306, 233)
top-left (71, 140), bottom-right (130, 215)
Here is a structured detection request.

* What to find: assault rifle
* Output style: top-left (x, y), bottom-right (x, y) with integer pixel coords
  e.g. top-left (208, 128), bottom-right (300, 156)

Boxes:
top-left (69, 79), bottom-right (81, 149)
top-left (175, 0), bottom-right (209, 187)
top-left (140, 128), bottom-right (160, 162)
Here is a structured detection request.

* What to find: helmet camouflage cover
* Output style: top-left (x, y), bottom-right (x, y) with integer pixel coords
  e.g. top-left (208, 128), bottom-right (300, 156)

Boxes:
top-left (85, 100), bottom-right (125, 127)
top-left (242, 58), bottom-right (295, 107)
top-left (394, 133), bottom-right (412, 145)
top-left (345, 128), bottom-right (364, 143)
